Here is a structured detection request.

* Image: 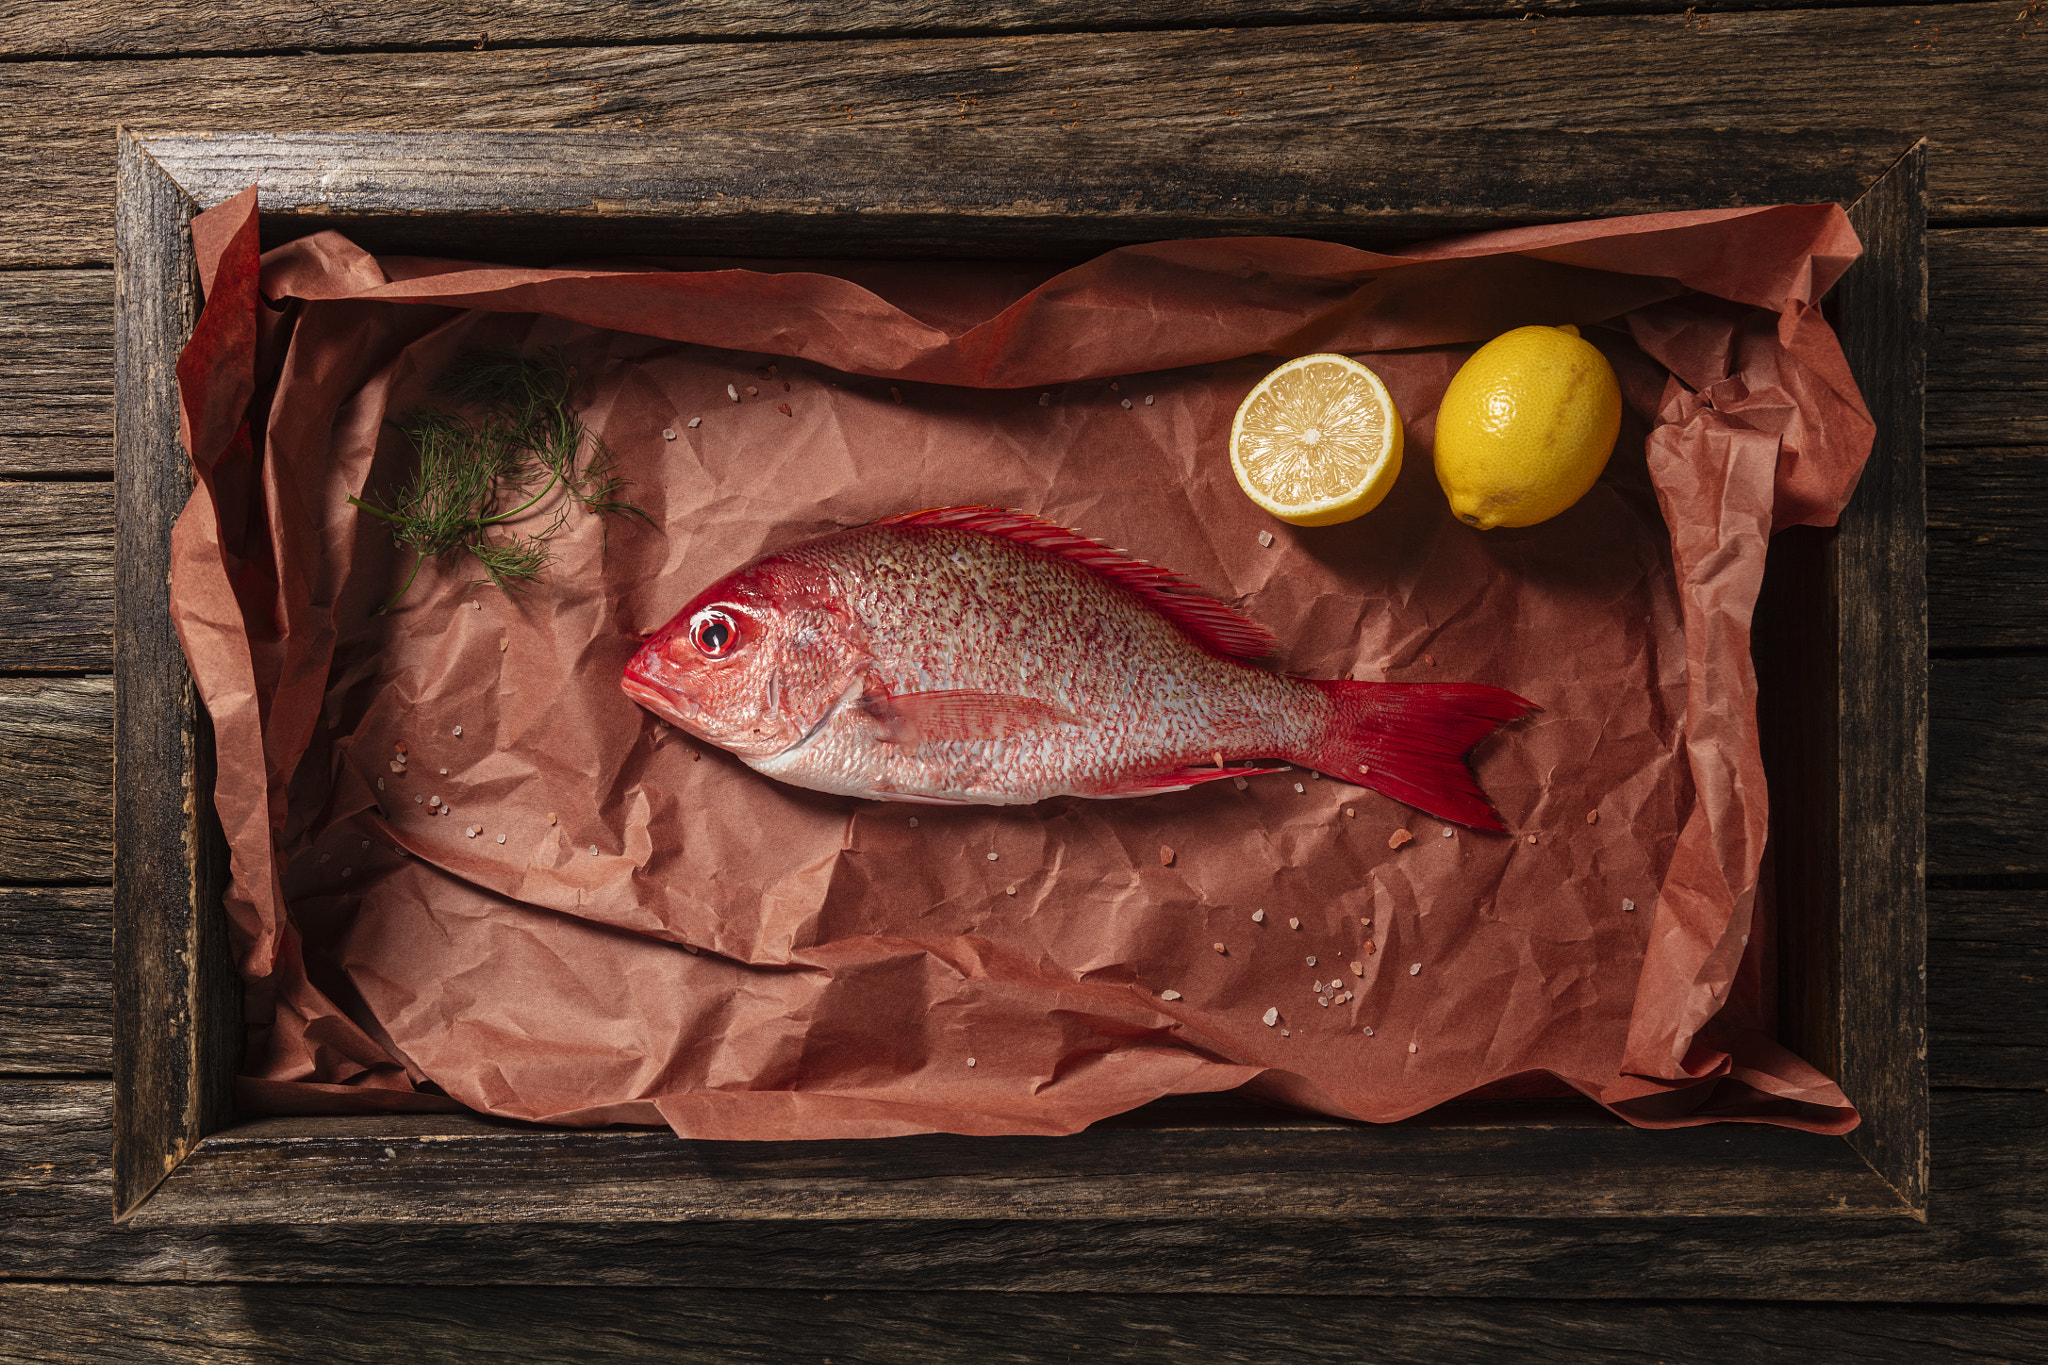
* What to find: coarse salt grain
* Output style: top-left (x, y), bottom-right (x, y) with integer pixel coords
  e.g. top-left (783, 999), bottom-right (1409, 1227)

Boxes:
top-left (1120, 398), bottom-right (1133, 410)
top-left (1388, 829), bottom-right (1413, 849)
top-left (1423, 653), bottom-right (1435, 666)
top-left (1214, 942), bottom-right (1227, 954)
top-left (472, 600), bottom-right (481, 610)
top-left (1006, 885), bottom-right (1016, 896)
top-left (1306, 955), bottom-right (1317, 966)
top-left (547, 812), bottom-right (557, 825)
top-left (776, 402), bottom-right (792, 416)
top-left (1251, 909), bottom-right (1265, 923)
top-left (1363, 1025), bottom-right (1375, 1037)
top-left (589, 844), bottom-right (599, 855)
top-left (414, 795), bottom-right (423, 804)
top-left (1364, 941), bottom-right (1376, 954)
top-left (390, 760), bottom-right (405, 773)
top-left (1038, 392), bottom-right (1051, 406)
top-left (727, 384), bottom-right (740, 402)
top-left (1281, 1029), bottom-right (1291, 1037)
top-left (1159, 846), bottom-right (1174, 866)
top-left (1343, 807), bottom-right (1355, 819)
top-left (1293, 782), bottom-right (1305, 794)
top-left (466, 826), bottom-right (479, 838)
top-left (1587, 810), bottom-right (1599, 824)
top-left (439, 768), bottom-right (448, 775)
top-left (1319, 998), bottom-right (1329, 1008)
top-left (1233, 776), bottom-right (1248, 790)
top-left (452, 726), bottom-right (463, 737)
top-left (361, 841), bottom-right (370, 851)
top-left (1109, 381), bottom-right (1120, 391)
top-left (395, 742), bottom-right (409, 755)
top-left (377, 778), bottom-right (385, 791)
top-left (688, 417), bottom-right (702, 428)
top-left (1288, 917), bottom-right (1300, 930)
top-left (1312, 772), bottom-right (1321, 780)
top-left (1623, 898), bottom-right (1636, 913)
top-left (428, 795), bottom-right (441, 807)
top-left (1258, 530), bottom-right (1274, 548)
top-left (342, 868), bottom-right (352, 878)
top-left (1409, 962), bottom-right (1421, 976)
top-left (1350, 960), bottom-right (1363, 975)
top-left (1409, 1042), bottom-right (1419, 1053)
top-left (663, 428), bottom-right (676, 440)
top-left (1161, 990), bottom-right (1182, 1002)
top-left (496, 834), bottom-right (506, 844)
top-left (1144, 394), bottom-right (1155, 406)
top-left (745, 386), bottom-right (758, 397)
top-left (1262, 1007), bottom-right (1279, 1027)
top-left (909, 817), bottom-right (919, 828)
top-left (966, 1057), bottom-right (977, 1068)
top-left (1442, 827), bottom-right (1454, 838)
top-left (1312, 981), bottom-right (1322, 993)
top-left (499, 638), bottom-right (508, 652)
top-left (987, 852), bottom-right (998, 862)
top-left (1527, 833), bottom-right (1538, 844)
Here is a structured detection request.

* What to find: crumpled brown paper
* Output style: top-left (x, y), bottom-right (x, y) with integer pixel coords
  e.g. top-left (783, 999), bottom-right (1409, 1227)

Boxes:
top-left (170, 186), bottom-right (1871, 1137)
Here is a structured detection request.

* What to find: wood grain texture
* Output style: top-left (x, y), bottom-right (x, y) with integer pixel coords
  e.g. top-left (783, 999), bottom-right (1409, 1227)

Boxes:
top-left (0, 482), bottom-right (113, 672)
top-left (1929, 888), bottom-right (2048, 1091)
top-left (1928, 447), bottom-right (2048, 652)
top-left (132, 1107), bottom-right (1908, 1225)
top-left (1928, 227), bottom-right (2048, 449)
top-left (4, 6), bottom-right (2044, 268)
top-left (1, 1284), bottom-right (2046, 1365)
top-left (1834, 145), bottom-right (1928, 1212)
top-left (0, 0), bottom-right (1986, 58)
top-left (0, 676), bottom-right (111, 882)
top-left (2, 1081), bottom-right (2044, 1298)
top-left (137, 127), bottom-right (1907, 262)
top-left (0, 271), bottom-right (112, 477)
top-left (1928, 655), bottom-right (2048, 878)
top-left (0, 887), bottom-right (110, 1074)
top-left (111, 131), bottom-right (238, 1221)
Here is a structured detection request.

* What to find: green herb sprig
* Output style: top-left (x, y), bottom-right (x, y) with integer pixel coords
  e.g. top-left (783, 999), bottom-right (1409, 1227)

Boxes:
top-left (349, 350), bottom-right (649, 614)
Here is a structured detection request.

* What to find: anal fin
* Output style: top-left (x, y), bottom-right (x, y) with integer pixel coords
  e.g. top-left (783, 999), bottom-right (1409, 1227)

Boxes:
top-left (1079, 764), bottom-right (1288, 799)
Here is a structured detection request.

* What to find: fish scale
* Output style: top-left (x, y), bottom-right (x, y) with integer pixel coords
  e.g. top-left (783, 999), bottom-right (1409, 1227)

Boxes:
top-left (623, 507), bottom-right (1534, 826)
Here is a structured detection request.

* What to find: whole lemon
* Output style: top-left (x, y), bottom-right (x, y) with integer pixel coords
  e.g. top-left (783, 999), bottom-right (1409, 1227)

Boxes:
top-left (1433, 324), bottom-right (1622, 530)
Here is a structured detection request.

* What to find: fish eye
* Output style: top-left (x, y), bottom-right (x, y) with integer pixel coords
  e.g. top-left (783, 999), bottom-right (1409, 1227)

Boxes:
top-left (688, 609), bottom-right (738, 658)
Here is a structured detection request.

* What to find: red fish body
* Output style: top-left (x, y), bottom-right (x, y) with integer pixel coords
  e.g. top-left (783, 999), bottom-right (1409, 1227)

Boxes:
top-left (622, 507), bottom-right (1533, 828)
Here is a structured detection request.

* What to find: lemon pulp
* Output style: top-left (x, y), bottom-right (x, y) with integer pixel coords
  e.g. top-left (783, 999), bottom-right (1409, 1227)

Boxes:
top-left (1230, 353), bottom-right (1403, 528)
top-left (1433, 324), bottom-right (1622, 530)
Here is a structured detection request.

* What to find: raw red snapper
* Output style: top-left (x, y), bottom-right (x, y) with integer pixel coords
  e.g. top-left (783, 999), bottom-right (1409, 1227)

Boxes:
top-left (622, 507), bottom-right (1534, 828)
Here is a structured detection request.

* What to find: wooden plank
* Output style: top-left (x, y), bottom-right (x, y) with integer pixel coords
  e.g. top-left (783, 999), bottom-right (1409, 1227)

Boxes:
top-left (133, 1106), bottom-right (1905, 1225)
top-left (2, 1080), bottom-right (2043, 1297)
top-left (138, 126), bottom-right (1905, 261)
top-left (3, 6), bottom-right (2044, 267)
top-left (1929, 888), bottom-right (2048, 1091)
top-left (1928, 447), bottom-right (2048, 652)
top-left (1928, 226), bottom-right (2048, 449)
top-left (0, 887), bottom-right (110, 1074)
top-left (1, 1283), bottom-right (2045, 1365)
top-left (1928, 655), bottom-right (2048, 878)
top-left (111, 131), bottom-right (238, 1222)
top-left (0, 271), bottom-right (112, 477)
top-left (1833, 144), bottom-right (1927, 1213)
top-left (0, 677), bottom-right (111, 882)
top-left (1, 0), bottom-right (1975, 59)
top-left (0, 482), bottom-right (113, 672)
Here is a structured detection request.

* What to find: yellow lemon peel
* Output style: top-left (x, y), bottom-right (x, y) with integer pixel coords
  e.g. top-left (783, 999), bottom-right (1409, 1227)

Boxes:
top-left (1434, 324), bottom-right (1622, 530)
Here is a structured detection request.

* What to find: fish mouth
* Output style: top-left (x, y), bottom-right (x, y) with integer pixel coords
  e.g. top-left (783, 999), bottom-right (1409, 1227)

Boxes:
top-left (621, 674), bottom-right (704, 736)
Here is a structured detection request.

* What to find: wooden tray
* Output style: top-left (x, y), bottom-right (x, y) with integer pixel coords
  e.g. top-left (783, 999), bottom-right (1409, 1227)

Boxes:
top-left (111, 126), bottom-right (1927, 1231)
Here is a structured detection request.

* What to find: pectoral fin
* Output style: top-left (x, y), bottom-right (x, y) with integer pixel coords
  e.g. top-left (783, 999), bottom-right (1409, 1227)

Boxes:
top-left (865, 687), bottom-right (1079, 747)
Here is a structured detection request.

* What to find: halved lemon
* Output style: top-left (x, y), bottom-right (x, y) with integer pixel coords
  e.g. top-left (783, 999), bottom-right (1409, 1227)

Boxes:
top-left (1229, 353), bottom-right (1403, 527)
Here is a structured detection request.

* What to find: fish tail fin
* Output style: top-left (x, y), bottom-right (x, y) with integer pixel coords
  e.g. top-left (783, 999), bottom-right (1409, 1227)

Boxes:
top-left (1300, 680), bottom-right (1537, 832)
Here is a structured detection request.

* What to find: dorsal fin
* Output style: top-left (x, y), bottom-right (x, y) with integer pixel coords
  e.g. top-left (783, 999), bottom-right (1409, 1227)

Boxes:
top-left (877, 506), bottom-right (1277, 660)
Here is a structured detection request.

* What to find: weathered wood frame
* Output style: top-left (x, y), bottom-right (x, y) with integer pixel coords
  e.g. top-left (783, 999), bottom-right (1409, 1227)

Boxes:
top-left (112, 127), bottom-right (1926, 1231)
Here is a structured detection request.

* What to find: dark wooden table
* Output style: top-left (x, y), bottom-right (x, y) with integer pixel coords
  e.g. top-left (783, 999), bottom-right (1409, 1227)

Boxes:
top-left (3, 3), bottom-right (2044, 1359)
